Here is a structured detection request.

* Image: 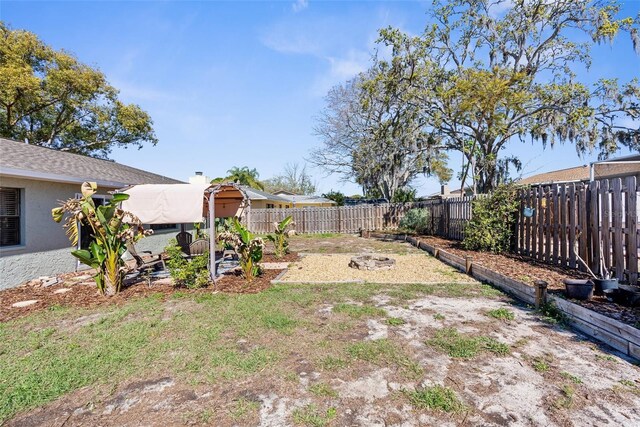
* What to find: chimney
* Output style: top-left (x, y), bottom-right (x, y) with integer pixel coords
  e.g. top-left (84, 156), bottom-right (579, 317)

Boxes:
top-left (441, 184), bottom-right (450, 196)
top-left (189, 171), bottom-right (210, 184)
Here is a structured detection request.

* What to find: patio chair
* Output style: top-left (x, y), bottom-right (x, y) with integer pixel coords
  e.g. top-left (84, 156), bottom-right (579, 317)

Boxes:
top-left (176, 231), bottom-right (193, 253)
top-left (126, 243), bottom-right (166, 274)
top-left (188, 239), bottom-right (210, 258)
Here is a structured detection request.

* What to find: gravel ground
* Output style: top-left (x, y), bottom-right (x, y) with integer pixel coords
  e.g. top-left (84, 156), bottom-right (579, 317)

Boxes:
top-left (278, 253), bottom-right (477, 284)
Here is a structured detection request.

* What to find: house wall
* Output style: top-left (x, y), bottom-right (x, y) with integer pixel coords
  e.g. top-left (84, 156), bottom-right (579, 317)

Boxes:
top-left (250, 200), bottom-right (291, 209)
top-left (0, 176), bottom-right (179, 290)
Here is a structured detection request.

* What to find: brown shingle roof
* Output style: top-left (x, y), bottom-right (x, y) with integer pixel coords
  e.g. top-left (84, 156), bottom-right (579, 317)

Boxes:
top-left (0, 137), bottom-right (183, 186)
top-left (518, 159), bottom-right (639, 186)
top-left (518, 165), bottom-right (590, 185)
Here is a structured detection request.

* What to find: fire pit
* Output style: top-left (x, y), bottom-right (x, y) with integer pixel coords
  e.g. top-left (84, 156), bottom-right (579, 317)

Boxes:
top-left (349, 254), bottom-right (395, 271)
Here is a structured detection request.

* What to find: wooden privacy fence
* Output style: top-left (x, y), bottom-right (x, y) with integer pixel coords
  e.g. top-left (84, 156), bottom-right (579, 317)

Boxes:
top-left (245, 196), bottom-right (475, 240)
top-left (515, 177), bottom-right (639, 284)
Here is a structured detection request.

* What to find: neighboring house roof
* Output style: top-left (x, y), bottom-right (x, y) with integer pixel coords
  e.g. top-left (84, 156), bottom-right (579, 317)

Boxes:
top-left (240, 186), bottom-right (336, 205)
top-left (240, 186), bottom-right (289, 202)
top-left (518, 165), bottom-right (590, 185)
top-left (0, 137), bottom-right (183, 187)
top-left (277, 194), bottom-right (337, 205)
top-left (518, 157), bottom-right (640, 186)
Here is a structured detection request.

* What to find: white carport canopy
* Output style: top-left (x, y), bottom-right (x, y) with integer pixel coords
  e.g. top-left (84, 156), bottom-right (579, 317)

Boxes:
top-left (121, 183), bottom-right (211, 224)
top-left (120, 183), bottom-right (249, 281)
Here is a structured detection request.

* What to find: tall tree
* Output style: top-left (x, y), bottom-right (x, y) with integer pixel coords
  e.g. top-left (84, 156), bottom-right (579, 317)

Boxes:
top-left (376, 0), bottom-right (639, 193)
top-left (263, 163), bottom-right (317, 195)
top-left (212, 166), bottom-right (265, 190)
top-left (0, 23), bottom-right (157, 158)
top-left (310, 69), bottom-right (451, 201)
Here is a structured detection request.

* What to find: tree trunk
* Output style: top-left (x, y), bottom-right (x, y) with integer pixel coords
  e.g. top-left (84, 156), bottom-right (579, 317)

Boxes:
top-left (102, 254), bottom-right (122, 296)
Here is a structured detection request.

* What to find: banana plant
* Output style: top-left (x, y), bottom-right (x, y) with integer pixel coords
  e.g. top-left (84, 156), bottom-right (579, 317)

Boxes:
top-left (265, 215), bottom-right (295, 259)
top-left (217, 218), bottom-right (265, 283)
top-left (52, 182), bottom-right (152, 295)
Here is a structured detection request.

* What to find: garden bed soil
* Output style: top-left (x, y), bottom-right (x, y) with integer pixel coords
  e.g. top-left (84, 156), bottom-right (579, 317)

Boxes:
top-left (407, 235), bottom-right (640, 328)
top-left (261, 252), bottom-right (300, 263)
top-left (0, 268), bottom-right (284, 323)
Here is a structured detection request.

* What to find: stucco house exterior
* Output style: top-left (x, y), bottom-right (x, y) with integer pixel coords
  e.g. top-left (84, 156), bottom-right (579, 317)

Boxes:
top-left (0, 137), bottom-right (183, 289)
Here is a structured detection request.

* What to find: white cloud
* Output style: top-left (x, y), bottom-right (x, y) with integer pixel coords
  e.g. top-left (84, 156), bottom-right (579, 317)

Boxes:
top-left (292, 0), bottom-right (309, 13)
top-left (261, 30), bottom-right (321, 55)
top-left (310, 50), bottom-right (371, 96)
top-left (110, 79), bottom-right (177, 103)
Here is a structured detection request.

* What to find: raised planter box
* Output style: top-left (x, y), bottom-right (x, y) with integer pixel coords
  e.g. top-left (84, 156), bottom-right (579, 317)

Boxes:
top-left (366, 232), bottom-right (640, 360)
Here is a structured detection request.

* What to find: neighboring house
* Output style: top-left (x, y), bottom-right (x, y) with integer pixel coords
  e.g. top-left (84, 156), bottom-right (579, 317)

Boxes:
top-left (241, 187), bottom-right (292, 209)
top-left (272, 190), bottom-right (337, 208)
top-left (518, 155), bottom-right (640, 186)
top-left (424, 185), bottom-right (474, 199)
top-left (0, 137), bottom-right (184, 289)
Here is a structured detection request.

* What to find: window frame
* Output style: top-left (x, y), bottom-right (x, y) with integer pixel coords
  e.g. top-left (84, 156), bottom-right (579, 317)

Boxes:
top-left (0, 187), bottom-right (23, 248)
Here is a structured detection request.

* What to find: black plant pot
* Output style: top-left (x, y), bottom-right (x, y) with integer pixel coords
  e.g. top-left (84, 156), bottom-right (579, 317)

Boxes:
top-left (593, 278), bottom-right (619, 296)
top-left (563, 279), bottom-right (594, 300)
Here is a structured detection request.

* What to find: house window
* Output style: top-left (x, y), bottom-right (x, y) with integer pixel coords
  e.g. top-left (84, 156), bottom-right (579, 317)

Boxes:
top-left (266, 204), bottom-right (275, 209)
top-left (0, 187), bottom-right (21, 247)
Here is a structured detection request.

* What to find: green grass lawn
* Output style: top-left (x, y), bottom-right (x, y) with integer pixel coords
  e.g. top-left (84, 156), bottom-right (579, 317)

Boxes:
top-left (0, 281), bottom-right (501, 422)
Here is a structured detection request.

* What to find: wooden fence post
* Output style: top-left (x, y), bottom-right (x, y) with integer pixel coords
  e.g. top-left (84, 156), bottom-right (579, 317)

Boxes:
top-left (535, 280), bottom-right (548, 309)
top-left (465, 256), bottom-right (473, 275)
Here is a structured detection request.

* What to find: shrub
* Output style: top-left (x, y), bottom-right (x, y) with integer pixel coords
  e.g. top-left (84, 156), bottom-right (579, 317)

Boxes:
top-left (165, 240), bottom-right (209, 289)
top-left (399, 208), bottom-right (430, 234)
top-left (265, 215), bottom-right (295, 259)
top-left (463, 183), bottom-right (520, 253)
top-left (218, 218), bottom-right (265, 283)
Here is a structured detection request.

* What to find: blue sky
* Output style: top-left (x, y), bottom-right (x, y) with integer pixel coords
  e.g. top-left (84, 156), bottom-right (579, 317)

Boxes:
top-left (2, 0), bottom-right (639, 197)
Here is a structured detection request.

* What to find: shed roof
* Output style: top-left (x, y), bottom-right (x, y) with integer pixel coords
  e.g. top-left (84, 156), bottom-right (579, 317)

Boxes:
top-left (0, 137), bottom-right (183, 187)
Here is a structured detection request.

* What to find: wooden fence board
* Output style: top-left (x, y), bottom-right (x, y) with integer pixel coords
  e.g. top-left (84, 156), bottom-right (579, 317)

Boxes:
top-left (626, 176), bottom-right (638, 284)
top-left (569, 184), bottom-right (577, 269)
top-left (612, 179), bottom-right (625, 279)
top-left (601, 179), bottom-right (611, 274)
top-left (560, 185), bottom-right (567, 267)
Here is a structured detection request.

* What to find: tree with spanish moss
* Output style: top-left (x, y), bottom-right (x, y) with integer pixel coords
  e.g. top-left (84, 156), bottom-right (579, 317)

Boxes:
top-left (311, 68), bottom-right (452, 201)
top-left (374, 0), bottom-right (639, 194)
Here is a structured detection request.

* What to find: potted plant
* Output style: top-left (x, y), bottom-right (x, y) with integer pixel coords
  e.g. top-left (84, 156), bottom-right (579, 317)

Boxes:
top-left (566, 237), bottom-right (617, 300)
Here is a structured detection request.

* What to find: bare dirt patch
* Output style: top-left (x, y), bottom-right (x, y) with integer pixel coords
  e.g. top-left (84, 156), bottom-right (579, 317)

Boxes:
top-left (278, 254), bottom-right (476, 284)
top-left (5, 288), bottom-right (640, 426)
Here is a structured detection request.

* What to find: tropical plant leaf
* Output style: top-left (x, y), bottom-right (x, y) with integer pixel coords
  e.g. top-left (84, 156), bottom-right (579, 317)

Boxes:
top-left (89, 241), bottom-right (106, 264)
top-left (51, 207), bottom-right (64, 223)
top-left (111, 193), bottom-right (129, 203)
top-left (71, 249), bottom-right (99, 268)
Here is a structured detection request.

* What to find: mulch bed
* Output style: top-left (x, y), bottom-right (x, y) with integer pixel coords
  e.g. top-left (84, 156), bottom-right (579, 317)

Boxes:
top-left (410, 235), bottom-right (640, 328)
top-left (0, 264), bottom-right (288, 323)
top-left (261, 252), bottom-right (300, 263)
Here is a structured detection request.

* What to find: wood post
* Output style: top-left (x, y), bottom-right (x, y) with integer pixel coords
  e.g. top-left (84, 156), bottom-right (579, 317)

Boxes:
top-left (535, 280), bottom-right (548, 309)
top-left (465, 256), bottom-right (473, 275)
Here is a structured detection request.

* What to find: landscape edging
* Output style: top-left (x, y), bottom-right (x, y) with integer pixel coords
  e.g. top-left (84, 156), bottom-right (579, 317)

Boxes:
top-left (368, 232), bottom-right (640, 361)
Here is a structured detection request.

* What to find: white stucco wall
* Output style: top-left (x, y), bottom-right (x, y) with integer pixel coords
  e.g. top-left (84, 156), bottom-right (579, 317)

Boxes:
top-left (0, 176), bottom-right (181, 289)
